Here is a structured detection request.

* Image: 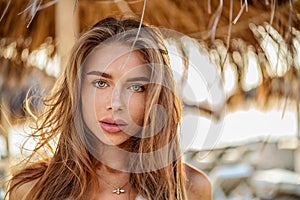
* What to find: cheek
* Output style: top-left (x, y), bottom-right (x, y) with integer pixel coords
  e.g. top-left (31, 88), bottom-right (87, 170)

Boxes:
top-left (81, 87), bottom-right (105, 121)
top-left (81, 90), bottom-right (95, 123)
top-left (128, 95), bottom-right (146, 125)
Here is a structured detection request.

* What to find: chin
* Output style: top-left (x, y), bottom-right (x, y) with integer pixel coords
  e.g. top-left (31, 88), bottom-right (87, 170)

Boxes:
top-left (97, 135), bottom-right (131, 147)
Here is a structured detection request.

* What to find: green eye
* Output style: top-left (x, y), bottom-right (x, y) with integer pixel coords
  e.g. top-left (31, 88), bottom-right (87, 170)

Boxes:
top-left (130, 84), bottom-right (145, 92)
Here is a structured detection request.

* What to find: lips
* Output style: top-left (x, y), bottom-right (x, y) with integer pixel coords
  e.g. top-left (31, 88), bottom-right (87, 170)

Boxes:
top-left (99, 118), bottom-right (128, 133)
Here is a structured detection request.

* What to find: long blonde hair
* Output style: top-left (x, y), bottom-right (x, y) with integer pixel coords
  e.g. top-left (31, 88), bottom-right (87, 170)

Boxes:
top-left (7, 17), bottom-right (187, 200)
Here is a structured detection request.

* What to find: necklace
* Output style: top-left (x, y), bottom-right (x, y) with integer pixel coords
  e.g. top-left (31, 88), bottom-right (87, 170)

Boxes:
top-left (100, 177), bottom-right (129, 195)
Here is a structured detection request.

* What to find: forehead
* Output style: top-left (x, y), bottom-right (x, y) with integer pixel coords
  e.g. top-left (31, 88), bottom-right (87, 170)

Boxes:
top-left (84, 43), bottom-right (149, 75)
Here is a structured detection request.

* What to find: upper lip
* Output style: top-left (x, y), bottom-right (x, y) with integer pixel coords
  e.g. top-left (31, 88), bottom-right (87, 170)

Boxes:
top-left (99, 118), bottom-right (128, 126)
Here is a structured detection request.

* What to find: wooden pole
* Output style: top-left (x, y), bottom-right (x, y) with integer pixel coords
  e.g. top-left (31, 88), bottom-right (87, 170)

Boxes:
top-left (55, 0), bottom-right (79, 71)
top-left (295, 97), bottom-right (300, 173)
top-left (0, 99), bottom-right (10, 171)
top-left (115, 0), bottom-right (134, 14)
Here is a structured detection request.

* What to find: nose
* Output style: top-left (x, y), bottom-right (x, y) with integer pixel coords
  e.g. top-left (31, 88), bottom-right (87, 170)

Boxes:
top-left (110, 87), bottom-right (125, 111)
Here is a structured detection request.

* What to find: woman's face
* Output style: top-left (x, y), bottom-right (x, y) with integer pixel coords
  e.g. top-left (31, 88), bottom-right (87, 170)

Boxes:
top-left (81, 43), bottom-right (150, 146)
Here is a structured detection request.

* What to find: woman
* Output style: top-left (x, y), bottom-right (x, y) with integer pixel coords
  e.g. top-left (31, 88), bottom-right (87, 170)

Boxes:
top-left (7, 17), bottom-right (211, 200)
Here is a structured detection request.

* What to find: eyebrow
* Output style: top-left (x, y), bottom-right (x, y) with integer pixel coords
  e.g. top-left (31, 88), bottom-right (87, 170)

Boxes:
top-left (86, 71), bottom-right (112, 79)
top-left (86, 70), bottom-right (150, 82)
top-left (126, 77), bottom-right (150, 82)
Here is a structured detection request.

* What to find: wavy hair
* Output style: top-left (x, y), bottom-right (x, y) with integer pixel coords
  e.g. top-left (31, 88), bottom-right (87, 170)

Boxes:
top-left (7, 17), bottom-right (187, 200)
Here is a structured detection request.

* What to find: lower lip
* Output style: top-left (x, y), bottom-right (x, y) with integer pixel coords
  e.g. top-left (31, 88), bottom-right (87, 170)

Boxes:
top-left (99, 122), bottom-right (123, 133)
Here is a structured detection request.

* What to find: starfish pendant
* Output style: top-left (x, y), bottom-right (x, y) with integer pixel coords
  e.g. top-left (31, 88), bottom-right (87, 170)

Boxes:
top-left (112, 188), bottom-right (125, 195)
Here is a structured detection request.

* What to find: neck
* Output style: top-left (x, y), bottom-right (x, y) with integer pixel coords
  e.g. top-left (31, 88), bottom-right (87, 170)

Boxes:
top-left (97, 164), bottom-right (131, 184)
top-left (98, 144), bottom-right (129, 172)
top-left (96, 146), bottom-right (131, 190)
top-left (96, 165), bottom-right (133, 198)
top-left (96, 150), bottom-right (132, 196)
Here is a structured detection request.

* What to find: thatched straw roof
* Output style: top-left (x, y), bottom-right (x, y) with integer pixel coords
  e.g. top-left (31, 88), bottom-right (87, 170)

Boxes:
top-left (0, 0), bottom-right (300, 121)
top-left (1, 1), bottom-right (299, 47)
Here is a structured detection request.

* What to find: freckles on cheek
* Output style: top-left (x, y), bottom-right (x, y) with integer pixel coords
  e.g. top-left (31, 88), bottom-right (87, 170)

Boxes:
top-left (129, 97), bottom-right (146, 126)
top-left (81, 88), bottom-right (97, 117)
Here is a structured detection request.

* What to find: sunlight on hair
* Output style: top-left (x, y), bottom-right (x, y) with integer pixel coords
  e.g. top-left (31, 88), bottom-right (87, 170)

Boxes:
top-left (8, 124), bottom-right (36, 158)
top-left (7, 123), bottom-right (57, 160)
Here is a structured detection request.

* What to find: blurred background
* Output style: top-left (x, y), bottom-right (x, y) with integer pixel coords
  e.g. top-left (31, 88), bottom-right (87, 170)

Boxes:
top-left (0, 0), bottom-right (300, 199)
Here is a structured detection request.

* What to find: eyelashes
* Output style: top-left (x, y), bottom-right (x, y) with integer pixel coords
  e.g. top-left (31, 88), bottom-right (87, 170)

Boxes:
top-left (92, 79), bottom-right (147, 93)
top-left (128, 84), bottom-right (146, 92)
top-left (92, 80), bottom-right (108, 88)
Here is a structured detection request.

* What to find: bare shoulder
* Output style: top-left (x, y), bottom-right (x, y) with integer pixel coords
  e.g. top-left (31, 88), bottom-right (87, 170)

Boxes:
top-left (184, 163), bottom-right (212, 200)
